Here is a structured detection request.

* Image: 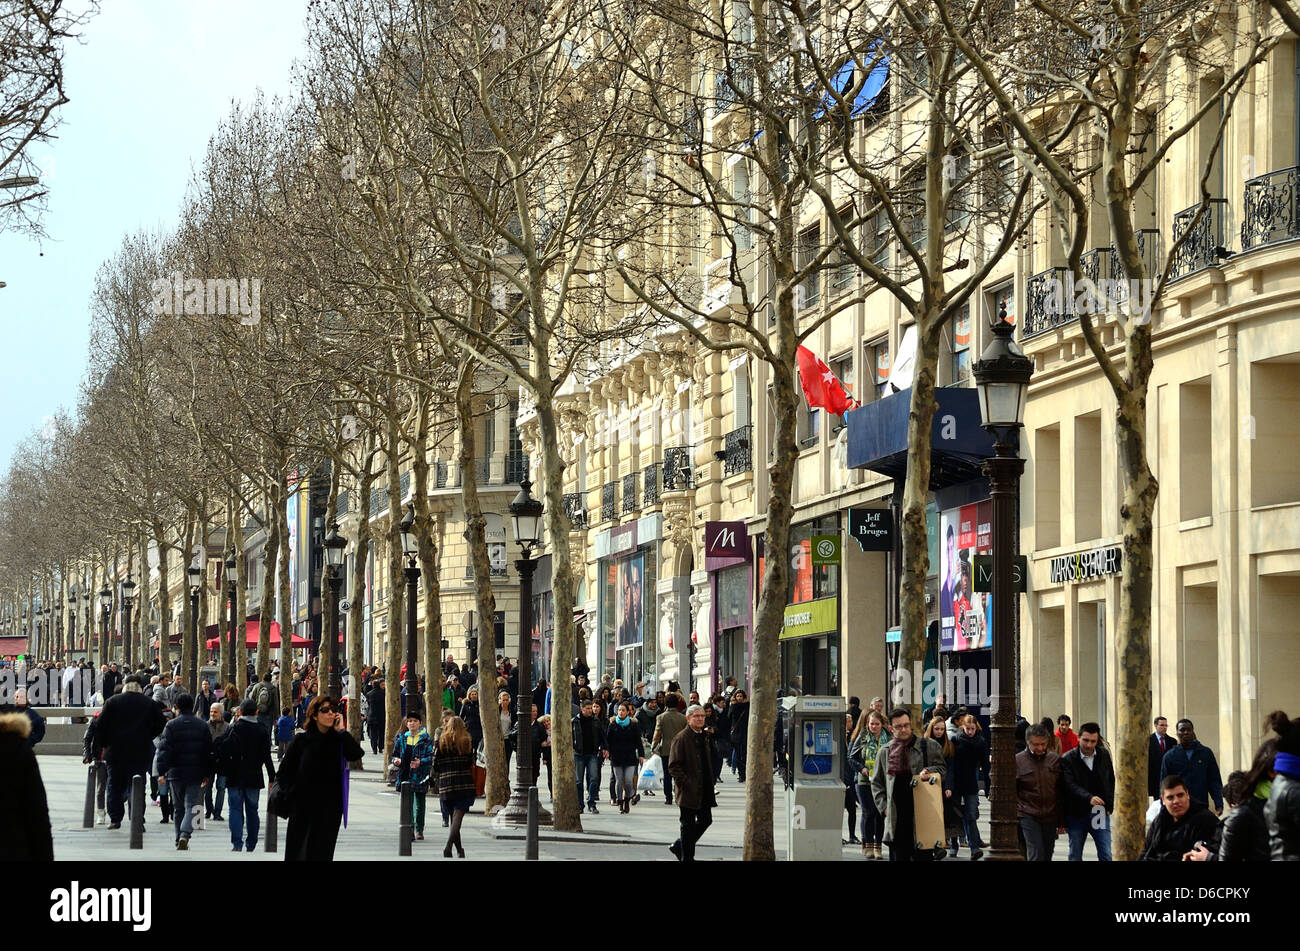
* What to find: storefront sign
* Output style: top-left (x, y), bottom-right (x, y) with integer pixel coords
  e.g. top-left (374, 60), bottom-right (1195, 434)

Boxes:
top-left (610, 522), bottom-right (637, 557)
top-left (811, 534), bottom-right (841, 566)
top-left (939, 502), bottom-right (991, 653)
top-left (704, 520), bottom-right (748, 559)
top-left (972, 554), bottom-right (1028, 593)
top-left (849, 508), bottom-right (892, 552)
top-left (781, 597), bottom-right (838, 639)
top-left (1049, 546), bottom-right (1122, 584)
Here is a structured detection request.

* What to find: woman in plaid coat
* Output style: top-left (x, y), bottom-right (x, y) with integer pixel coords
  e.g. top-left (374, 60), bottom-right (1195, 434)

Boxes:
top-left (434, 716), bottom-right (476, 858)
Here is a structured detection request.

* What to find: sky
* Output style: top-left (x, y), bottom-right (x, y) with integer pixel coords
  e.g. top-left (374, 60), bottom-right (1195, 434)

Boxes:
top-left (0, 0), bottom-right (309, 469)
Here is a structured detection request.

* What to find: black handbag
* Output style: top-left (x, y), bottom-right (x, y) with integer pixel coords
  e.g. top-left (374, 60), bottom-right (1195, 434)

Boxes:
top-left (268, 781), bottom-right (292, 819)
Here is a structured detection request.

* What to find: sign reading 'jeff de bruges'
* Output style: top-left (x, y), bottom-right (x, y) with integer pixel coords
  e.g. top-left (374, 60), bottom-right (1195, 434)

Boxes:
top-left (1049, 546), bottom-right (1122, 584)
top-left (848, 508), bottom-right (892, 552)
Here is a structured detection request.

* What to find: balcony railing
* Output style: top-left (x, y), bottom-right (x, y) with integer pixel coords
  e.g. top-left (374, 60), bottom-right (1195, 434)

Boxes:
top-left (563, 492), bottom-right (588, 531)
top-left (642, 463), bottom-right (660, 506)
top-left (663, 446), bottom-right (694, 490)
top-left (434, 460), bottom-right (448, 488)
top-left (1170, 199), bottom-right (1230, 281)
top-left (622, 472), bottom-right (639, 514)
top-left (465, 562), bottom-right (508, 580)
top-left (1023, 267), bottom-right (1070, 339)
top-left (601, 482), bottom-right (617, 522)
top-left (723, 424), bottom-right (754, 476)
top-left (713, 67), bottom-right (753, 116)
top-left (1242, 166), bottom-right (1300, 252)
top-left (505, 450), bottom-right (529, 484)
top-left (456, 457), bottom-right (493, 486)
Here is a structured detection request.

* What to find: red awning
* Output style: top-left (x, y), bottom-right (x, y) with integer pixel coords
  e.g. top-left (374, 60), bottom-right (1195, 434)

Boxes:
top-left (204, 621), bottom-right (305, 649)
top-left (0, 636), bottom-right (29, 657)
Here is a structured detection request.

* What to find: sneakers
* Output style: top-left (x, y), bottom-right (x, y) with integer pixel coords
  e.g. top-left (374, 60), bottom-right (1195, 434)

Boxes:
top-left (108, 822), bottom-right (121, 830)
top-left (96, 810), bottom-right (107, 826)
top-left (176, 837), bottom-right (189, 851)
top-left (971, 849), bottom-right (984, 861)
top-left (588, 804), bottom-right (599, 814)
top-left (669, 840), bottom-right (682, 860)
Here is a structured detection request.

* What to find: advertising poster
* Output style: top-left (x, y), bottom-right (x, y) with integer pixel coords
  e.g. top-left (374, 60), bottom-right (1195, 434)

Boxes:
top-left (939, 502), bottom-right (992, 652)
top-left (286, 489), bottom-right (298, 623)
top-left (616, 553), bottom-right (644, 648)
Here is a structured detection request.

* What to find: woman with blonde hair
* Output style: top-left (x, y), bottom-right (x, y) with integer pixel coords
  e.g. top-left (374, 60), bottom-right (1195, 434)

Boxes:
top-left (849, 709), bottom-right (889, 858)
top-left (433, 716), bottom-right (476, 857)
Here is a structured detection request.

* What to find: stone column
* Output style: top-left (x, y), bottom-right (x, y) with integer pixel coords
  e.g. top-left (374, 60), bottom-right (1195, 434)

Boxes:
top-left (690, 571), bottom-right (712, 694)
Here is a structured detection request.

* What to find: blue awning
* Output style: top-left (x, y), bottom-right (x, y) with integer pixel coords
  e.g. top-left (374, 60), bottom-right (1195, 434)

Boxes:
top-left (813, 48), bottom-right (889, 119)
top-left (845, 386), bottom-right (1011, 489)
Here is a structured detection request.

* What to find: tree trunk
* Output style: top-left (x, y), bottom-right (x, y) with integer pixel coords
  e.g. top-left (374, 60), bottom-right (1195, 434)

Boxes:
top-left (383, 414), bottom-right (405, 781)
top-left (258, 484), bottom-right (280, 680)
top-left (136, 534), bottom-right (149, 670)
top-left (409, 397), bottom-right (445, 736)
top-left (153, 522), bottom-right (171, 677)
top-left (233, 510), bottom-right (248, 694)
top-left (180, 515), bottom-right (194, 692)
top-left (348, 456), bottom-right (377, 740)
top-left (277, 478), bottom-right (294, 726)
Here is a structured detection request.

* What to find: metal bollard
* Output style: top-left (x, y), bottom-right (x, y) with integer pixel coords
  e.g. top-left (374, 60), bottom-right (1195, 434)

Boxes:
top-left (525, 786), bottom-right (539, 860)
top-left (398, 784), bottom-right (413, 856)
top-left (83, 764), bottom-right (96, 829)
top-left (265, 801), bottom-right (278, 853)
top-left (129, 774), bottom-right (145, 850)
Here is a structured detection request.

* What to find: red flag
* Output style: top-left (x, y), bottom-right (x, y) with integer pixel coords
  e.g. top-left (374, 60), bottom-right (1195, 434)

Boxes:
top-left (796, 346), bottom-right (856, 415)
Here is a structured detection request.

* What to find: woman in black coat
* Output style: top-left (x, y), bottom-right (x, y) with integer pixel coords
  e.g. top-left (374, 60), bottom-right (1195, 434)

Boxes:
top-left (0, 712), bottom-right (52, 860)
top-left (458, 686), bottom-right (483, 750)
top-left (728, 692), bottom-right (750, 782)
top-left (277, 696), bottom-right (364, 861)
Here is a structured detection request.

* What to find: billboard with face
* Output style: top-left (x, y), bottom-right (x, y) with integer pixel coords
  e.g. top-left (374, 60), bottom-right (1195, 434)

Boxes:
top-left (939, 502), bottom-right (991, 652)
top-left (616, 553), bottom-right (644, 649)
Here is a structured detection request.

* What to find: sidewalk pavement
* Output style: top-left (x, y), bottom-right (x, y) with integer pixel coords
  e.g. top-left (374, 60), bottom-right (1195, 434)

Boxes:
top-left (37, 755), bottom-right (1101, 860)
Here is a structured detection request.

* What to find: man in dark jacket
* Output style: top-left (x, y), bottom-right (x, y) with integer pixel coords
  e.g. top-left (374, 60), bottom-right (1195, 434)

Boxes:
top-left (1139, 774), bottom-right (1219, 861)
top-left (667, 704), bottom-right (716, 861)
top-left (651, 695), bottom-right (687, 806)
top-left (364, 681), bottom-right (386, 755)
top-left (1160, 719), bottom-right (1223, 813)
top-left (1147, 716), bottom-right (1172, 799)
top-left (96, 676), bottom-right (167, 829)
top-left (508, 703), bottom-right (547, 787)
top-left (1016, 723), bottom-right (1063, 860)
top-left (946, 717), bottom-right (989, 859)
top-left (100, 664), bottom-right (121, 701)
top-left (154, 693), bottom-right (213, 849)
top-left (636, 695), bottom-right (661, 743)
top-left (221, 698), bottom-right (277, 852)
top-left (1060, 722), bottom-right (1115, 861)
top-left (572, 699), bottom-right (607, 813)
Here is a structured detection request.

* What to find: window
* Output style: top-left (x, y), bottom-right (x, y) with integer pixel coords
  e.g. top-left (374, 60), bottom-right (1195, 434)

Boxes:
top-left (799, 397), bottom-right (821, 449)
top-left (830, 209), bottom-right (856, 293)
top-left (733, 363), bottom-right (752, 428)
top-left (984, 124), bottom-right (1016, 214)
top-left (949, 306), bottom-right (972, 384)
top-left (731, 0), bottom-right (753, 46)
top-left (797, 224), bottom-right (821, 309)
top-left (988, 283), bottom-right (1015, 325)
top-left (867, 206), bottom-right (891, 270)
top-left (944, 148), bottom-right (972, 232)
top-left (733, 160), bottom-right (752, 251)
top-left (869, 338), bottom-right (892, 398)
top-left (898, 166), bottom-right (927, 257)
top-left (830, 352), bottom-right (854, 430)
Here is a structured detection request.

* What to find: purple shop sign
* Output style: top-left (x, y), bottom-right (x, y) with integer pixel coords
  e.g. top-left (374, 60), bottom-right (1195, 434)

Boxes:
top-left (704, 520), bottom-right (751, 570)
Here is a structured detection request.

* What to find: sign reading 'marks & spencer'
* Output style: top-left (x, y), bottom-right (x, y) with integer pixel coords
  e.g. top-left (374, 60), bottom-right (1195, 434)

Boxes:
top-left (1049, 546), bottom-right (1122, 584)
top-left (704, 520), bottom-right (748, 559)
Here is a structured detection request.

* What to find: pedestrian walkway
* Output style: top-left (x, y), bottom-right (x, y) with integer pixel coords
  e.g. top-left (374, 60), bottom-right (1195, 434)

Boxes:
top-left (37, 755), bottom-right (1103, 860)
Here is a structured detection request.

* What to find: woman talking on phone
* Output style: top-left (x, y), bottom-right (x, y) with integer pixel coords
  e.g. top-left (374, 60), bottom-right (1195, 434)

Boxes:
top-left (277, 695), bottom-right (365, 861)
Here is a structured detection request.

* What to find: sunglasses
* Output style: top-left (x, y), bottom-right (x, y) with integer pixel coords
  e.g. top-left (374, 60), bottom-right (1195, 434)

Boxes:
top-left (317, 707), bottom-right (335, 715)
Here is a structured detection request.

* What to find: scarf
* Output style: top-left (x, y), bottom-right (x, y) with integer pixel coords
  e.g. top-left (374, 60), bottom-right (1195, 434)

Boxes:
top-left (615, 715), bottom-right (631, 727)
top-left (1274, 752), bottom-right (1300, 779)
top-left (1254, 779), bottom-right (1272, 801)
top-left (887, 734), bottom-right (915, 776)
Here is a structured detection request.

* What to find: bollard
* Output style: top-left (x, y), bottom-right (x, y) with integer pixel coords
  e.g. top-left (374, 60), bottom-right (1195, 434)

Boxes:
top-left (129, 774), bottom-right (145, 850)
top-left (83, 764), bottom-right (96, 829)
top-left (265, 801), bottom-right (278, 853)
top-left (525, 786), bottom-right (539, 860)
top-left (398, 784), bottom-right (412, 856)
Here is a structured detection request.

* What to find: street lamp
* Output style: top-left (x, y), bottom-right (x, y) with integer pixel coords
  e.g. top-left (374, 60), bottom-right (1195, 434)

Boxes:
top-left (399, 504), bottom-right (420, 718)
top-left (972, 309), bottom-right (1033, 863)
top-left (99, 586), bottom-right (112, 667)
top-left (188, 557), bottom-right (203, 693)
top-left (493, 478), bottom-right (553, 829)
top-left (323, 522), bottom-right (347, 702)
top-left (120, 576), bottom-right (137, 669)
top-left (224, 548), bottom-right (238, 685)
top-left (68, 590), bottom-right (78, 661)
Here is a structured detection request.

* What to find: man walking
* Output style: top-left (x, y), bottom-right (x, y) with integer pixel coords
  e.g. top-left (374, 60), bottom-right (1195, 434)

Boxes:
top-left (1147, 716), bottom-right (1172, 799)
top-left (1160, 719), bottom-right (1223, 813)
top-left (1016, 722), bottom-right (1064, 860)
top-left (651, 692), bottom-right (687, 806)
top-left (1060, 722), bottom-right (1114, 861)
top-left (1139, 775), bottom-right (1219, 861)
top-left (667, 704), bottom-right (717, 861)
top-left (154, 694), bottom-right (213, 850)
top-left (220, 698), bottom-right (277, 852)
top-left (870, 707), bottom-right (946, 862)
top-left (572, 698), bottom-right (607, 814)
top-left (249, 671), bottom-right (279, 729)
top-left (206, 704), bottom-right (228, 820)
top-left (365, 679), bottom-right (386, 755)
top-left (96, 676), bottom-right (167, 830)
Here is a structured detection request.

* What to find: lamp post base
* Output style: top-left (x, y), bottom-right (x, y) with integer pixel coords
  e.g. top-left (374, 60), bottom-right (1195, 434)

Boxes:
top-left (490, 786), bottom-right (554, 829)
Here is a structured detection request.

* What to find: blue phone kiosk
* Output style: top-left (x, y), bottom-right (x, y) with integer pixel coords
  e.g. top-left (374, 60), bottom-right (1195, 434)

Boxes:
top-left (785, 696), bottom-right (847, 861)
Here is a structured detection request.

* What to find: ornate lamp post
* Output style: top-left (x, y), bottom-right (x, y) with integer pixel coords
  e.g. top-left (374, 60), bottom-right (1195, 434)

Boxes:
top-left (972, 312), bottom-right (1034, 863)
top-left (120, 576), bottom-right (137, 669)
top-left (224, 548), bottom-right (238, 685)
top-left (493, 478), bottom-right (552, 828)
top-left (323, 522), bottom-right (347, 702)
top-left (99, 586), bottom-right (112, 666)
top-left (398, 505), bottom-right (420, 717)
top-left (187, 557), bottom-right (203, 693)
top-left (68, 590), bottom-right (78, 660)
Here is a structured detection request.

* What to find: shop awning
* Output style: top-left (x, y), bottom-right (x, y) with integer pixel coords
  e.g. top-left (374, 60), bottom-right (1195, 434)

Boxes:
top-left (845, 386), bottom-right (1010, 489)
top-left (0, 636), bottom-right (28, 656)
top-left (203, 621), bottom-right (322, 649)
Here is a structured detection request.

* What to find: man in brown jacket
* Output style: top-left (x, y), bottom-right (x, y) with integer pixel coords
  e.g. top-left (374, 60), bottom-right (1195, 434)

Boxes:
top-left (652, 693), bottom-right (688, 806)
top-left (1016, 722), bottom-right (1064, 860)
top-left (667, 704), bottom-right (715, 861)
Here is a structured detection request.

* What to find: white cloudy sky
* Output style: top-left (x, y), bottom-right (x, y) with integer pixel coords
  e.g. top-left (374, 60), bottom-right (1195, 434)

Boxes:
top-left (0, 0), bottom-right (308, 468)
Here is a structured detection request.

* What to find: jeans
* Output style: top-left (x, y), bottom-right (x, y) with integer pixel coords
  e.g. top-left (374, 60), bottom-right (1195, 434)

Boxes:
top-left (167, 779), bottom-right (204, 842)
top-left (1066, 811), bottom-right (1113, 861)
top-left (1018, 817), bottom-right (1058, 861)
top-left (574, 753), bottom-right (601, 807)
top-left (106, 758), bottom-right (152, 825)
top-left (205, 775), bottom-right (227, 817)
top-left (676, 805), bottom-right (713, 860)
top-left (959, 793), bottom-right (985, 851)
top-left (95, 762), bottom-right (108, 811)
top-left (612, 765), bottom-right (637, 800)
top-left (228, 786), bottom-right (262, 851)
top-left (855, 781), bottom-right (884, 844)
top-left (405, 785), bottom-right (428, 834)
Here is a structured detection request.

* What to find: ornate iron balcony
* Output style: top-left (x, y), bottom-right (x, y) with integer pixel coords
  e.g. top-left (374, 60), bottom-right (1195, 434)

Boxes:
top-left (601, 482), bottom-right (617, 522)
top-left (435, 460), bottom-right (448, 489)
top-left (1242, 166), bottom-right (1300, 252)
top-left (622, 472), bottom-right (639, 514)
top-left (505, 451), bottom-right (530, 484)
top-left (1022, 267), bottom-right (1070, 339)
top-left (336, 490), bottom-right (348, 515)
top-left (1170, 200), bottom-right (1230, 281)
top-left (663, 446), bottom-right (693, 490)
top-left (642, 463), bottom-right (660, 506)
top-left (723, 425), bottom-right (753, 476)
top-left (562, 492), bottom-right (588, 531)
top-left (713, 68), bottom-right (753, 116)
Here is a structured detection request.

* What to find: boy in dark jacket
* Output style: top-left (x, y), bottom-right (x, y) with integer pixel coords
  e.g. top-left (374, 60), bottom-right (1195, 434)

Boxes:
top-left (1139, 775), bottom-right (1219, 861)
top-left (221, 698), bottom-right (277, 852)
top-left (275, 708), bottom-right (295, 760)
top-left (154, 693), bottom-right (213, 850)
